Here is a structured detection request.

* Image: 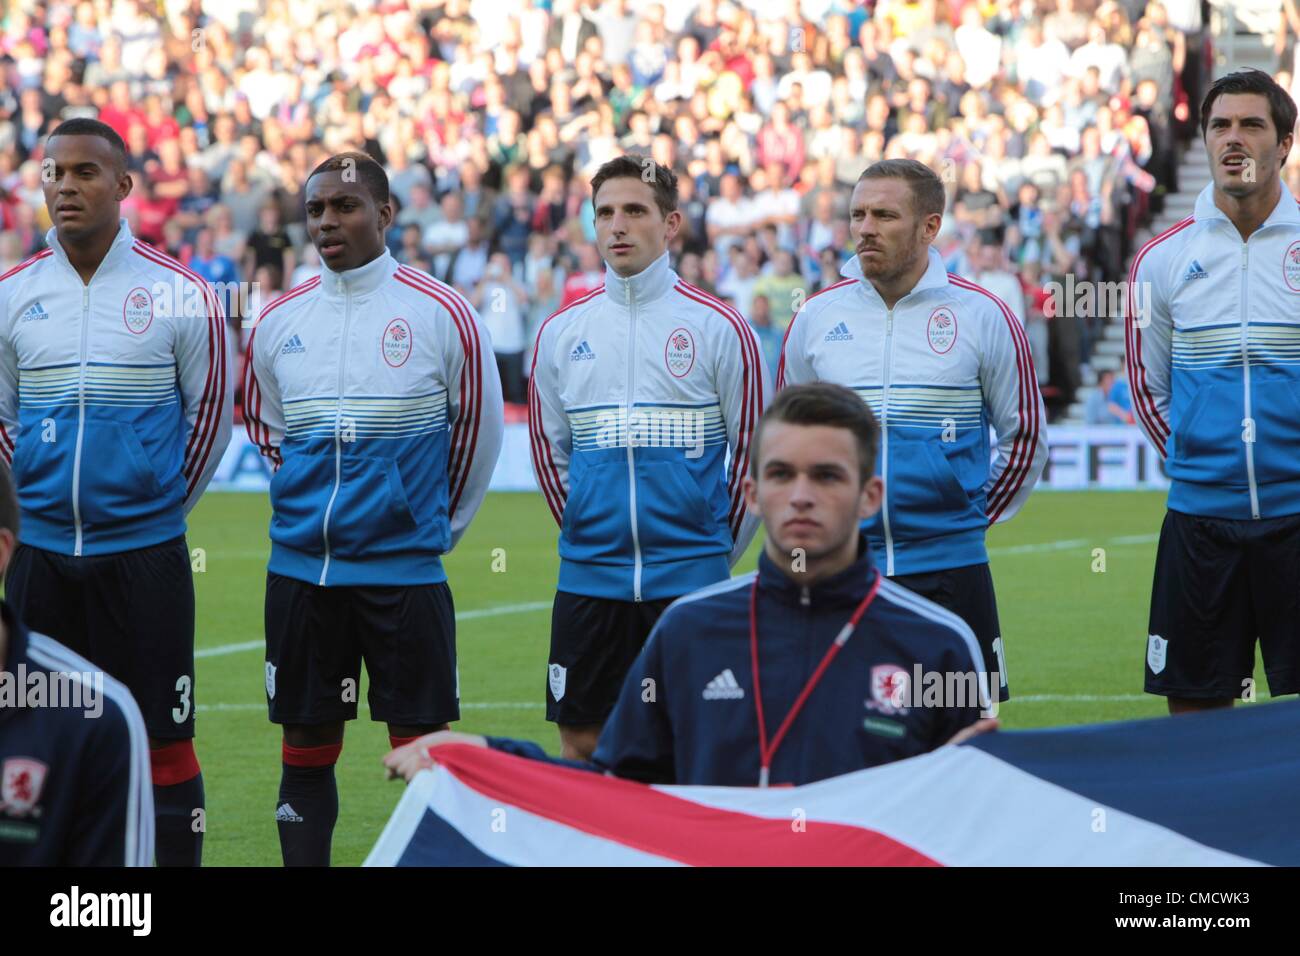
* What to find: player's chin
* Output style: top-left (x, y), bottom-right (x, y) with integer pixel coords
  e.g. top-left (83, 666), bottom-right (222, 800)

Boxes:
top-left (776, 522), bottom-right (828, 552)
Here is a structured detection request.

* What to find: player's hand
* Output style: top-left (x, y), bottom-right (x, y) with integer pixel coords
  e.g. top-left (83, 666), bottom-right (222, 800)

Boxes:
top-left (945, 717), bottom-right (999, 747)
top-left (383, 730), bottom-right (488, 782)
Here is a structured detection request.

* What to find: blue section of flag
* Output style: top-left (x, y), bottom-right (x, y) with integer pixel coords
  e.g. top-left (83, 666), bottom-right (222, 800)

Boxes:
top-left (971, 700), bottom-right (1300, 866)
top-left (396, 809), bottom-right (510, 867)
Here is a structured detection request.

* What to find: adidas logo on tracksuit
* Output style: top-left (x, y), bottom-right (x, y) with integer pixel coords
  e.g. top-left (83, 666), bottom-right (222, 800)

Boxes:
top-left (702, 668), bottom-right (745, 700)
top-left (1183, 260), bottom-right (1208, 281)
top-left (275, 802), bottom-right (304, 823)
top-left (570, 340), bottom-right (595, 361)
top-left (19, 301), bottom-right (49, 322)
top-left (824, 321), bottom-right (853, 342)
top-left (281, 334), bottom-right (306, 354)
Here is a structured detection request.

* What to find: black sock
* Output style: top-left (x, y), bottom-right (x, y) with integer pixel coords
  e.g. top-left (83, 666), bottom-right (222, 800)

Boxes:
top-left (277, 763), bottom-right (338, 867)
top-left (154, 773), bottom-right (205, 867)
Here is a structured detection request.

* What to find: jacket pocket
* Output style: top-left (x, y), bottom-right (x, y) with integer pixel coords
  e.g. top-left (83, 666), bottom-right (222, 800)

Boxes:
top-left (636, 457), bottom-right (729, 561)
top-left (10, 419), bottom-right (75, 525)
top-left (560, 458), bottom-right (631, 561)
top-left (77, 421), bottom-right (168, 526)
top-left (886, 438), bottom-right (983, 539)
top-left (1169, 383), bottom-right (1244, 484)
top-left (326, 455), bottom-right (422, 557)
top-left (269, 453), bottom-right (331, 552)
top-left (1249, 378), bottom-right (1300, 484)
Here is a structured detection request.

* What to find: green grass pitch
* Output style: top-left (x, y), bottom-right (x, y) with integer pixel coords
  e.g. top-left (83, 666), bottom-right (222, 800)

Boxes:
top-left (185, 489), bottom-right (1265, 865)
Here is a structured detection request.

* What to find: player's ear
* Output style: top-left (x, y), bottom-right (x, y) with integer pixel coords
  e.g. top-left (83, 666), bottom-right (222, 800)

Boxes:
top-left (117, 169), bottom-right (133, 202)
top-left (0, 527), bottom-right (15, 580)
top-left (742, 473), bottom-right (759, 512)
top-left (664, 208), bottom-right (683, 241)
top-left (377, 199), bottom-right (394, 234)
top-left (859, 475), bottom-right (883, 521)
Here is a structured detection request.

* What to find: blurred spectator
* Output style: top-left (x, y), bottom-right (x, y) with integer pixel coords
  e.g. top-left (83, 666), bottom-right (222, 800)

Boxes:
top-left (1085, 368), bottom-right (1136, 425)
top-left (473, 253), bottom-right (529, 405)
top-left (749, 293), bottom-right (782, 379)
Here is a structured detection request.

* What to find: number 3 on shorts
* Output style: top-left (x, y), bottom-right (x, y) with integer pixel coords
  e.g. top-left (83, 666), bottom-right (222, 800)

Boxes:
top-left (173, 675), bottom-right (192, 723)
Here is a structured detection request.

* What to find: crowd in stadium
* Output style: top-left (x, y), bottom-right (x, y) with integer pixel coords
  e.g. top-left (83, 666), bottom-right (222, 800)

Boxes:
top-left (2, 0), bottom-right (1299, 418)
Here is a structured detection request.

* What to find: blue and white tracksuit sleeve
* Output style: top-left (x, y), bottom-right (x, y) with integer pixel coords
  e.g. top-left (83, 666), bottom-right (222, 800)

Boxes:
top-left (444, 300), bottom-right (504, 548)
top-left (980, 301), bottom-right (1047, 524)
top-left (175, 279), bottom-right (232, 512)
top-left (1124, 247), bottom-right (1172, 457)
top-left (528, 320), bottom-right (571, 527)
top-left (243, 310), bottom-right (286, 469)
top-left (718, 317), bottom-right (771, 566)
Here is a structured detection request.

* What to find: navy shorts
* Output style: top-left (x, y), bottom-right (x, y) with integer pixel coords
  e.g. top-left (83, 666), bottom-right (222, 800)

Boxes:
top-left (5, 536), bottom-right (196, 739)
top-left (546, 591), bottom-right (673, 725)
top-left (264, 572), bottom-right (459, 726)
top-left (1146, 509), bottom-right (1300, 700)
top-left (888, 561), bottom-right (1009, 701)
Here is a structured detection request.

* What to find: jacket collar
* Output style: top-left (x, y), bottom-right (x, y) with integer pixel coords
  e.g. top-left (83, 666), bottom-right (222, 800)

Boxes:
top-left (1193, 182), bottom-right (1300, 229)
top-left (318, 247), bottom-right (398, 300)
top-left (839, 244), bottom-right (950, 308)
top-left (603, 250), bottom-right (675, 305)
top-left (757, 534), bottom-right (878, 610)
top-left (45, 217), bottom-right (136, 280)
top-left (0, 601), bottom-right (30, 727)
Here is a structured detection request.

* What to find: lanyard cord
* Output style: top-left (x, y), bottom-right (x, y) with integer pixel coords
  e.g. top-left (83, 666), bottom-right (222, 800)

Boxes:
top-left (748, 569), bottom-right (882, 787)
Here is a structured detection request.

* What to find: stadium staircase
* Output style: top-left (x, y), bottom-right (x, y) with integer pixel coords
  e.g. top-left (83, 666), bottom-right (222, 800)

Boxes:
top-left (1062, 5), bottom-right (1279, 423)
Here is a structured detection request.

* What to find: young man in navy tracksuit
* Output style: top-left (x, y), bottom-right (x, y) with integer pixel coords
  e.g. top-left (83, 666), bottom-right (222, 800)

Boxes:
top-left (0, 462), bottom-right (154, 866)
top-left (387, 383), bottom-right (994, 788)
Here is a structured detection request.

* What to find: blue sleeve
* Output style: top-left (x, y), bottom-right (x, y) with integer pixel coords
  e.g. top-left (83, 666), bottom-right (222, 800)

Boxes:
top-left (483, 737), bottom-right (597, 774)
top-left (69, 698), bottom-right (153, 866)
top-left (589, 619), bottom-right (677, 784)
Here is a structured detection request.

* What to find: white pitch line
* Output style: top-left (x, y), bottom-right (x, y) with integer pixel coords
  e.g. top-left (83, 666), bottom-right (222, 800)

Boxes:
top-left (194, 600), bottom-right (554, 659)
top-left (988, 532), bottom-right (1158, 557)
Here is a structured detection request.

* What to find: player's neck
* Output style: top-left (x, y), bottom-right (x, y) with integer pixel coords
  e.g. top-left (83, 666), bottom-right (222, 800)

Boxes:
top-left (766, 535), bottom-right (860, 589)
top-left (1213, 179), bottom-right (1281, 241)
top-left (60, 226), bottom-right (119, 286)
top-left (869, 255), bottom-right (927, 311)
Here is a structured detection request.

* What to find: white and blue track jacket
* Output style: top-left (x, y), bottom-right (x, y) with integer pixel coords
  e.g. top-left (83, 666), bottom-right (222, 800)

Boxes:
top-left (0, 220), bottom-right (231, 556)
top-left (778, 247), bottom-right (1047, 576)
top-left (529, 252), bottom-right (770, 602)
top-left (1126, 183), bottom-right (1300, 520)
top-left (244, 249), bottom-right (503, 587)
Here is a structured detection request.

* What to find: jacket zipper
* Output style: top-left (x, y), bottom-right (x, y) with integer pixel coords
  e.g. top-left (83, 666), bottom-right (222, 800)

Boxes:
top-left (1240, 243), bottom-right (1259, 519)
top-left (319, 279), bottom-right (352, 584)
top-left (625, 281), bottom-right (643, 601)
top-left (71, 286), bottom-right (90, 556)
top-left (880, 308), bottom-right (896, 575)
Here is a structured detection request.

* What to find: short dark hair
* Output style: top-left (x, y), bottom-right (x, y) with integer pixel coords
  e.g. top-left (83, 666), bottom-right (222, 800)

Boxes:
top-left (1201, 69), bottom-right (1298, 145)
top-left (47, 118), bottom-right (128, 171)
top-left (590, 155), bottom-right (678, 217)
top-left (857, 158), bottom-right (946, 220)
top-left (751, 383), bottom-right (879, 483)
top-left (0, 461), bottom-right (19, 539)
top-left (307, 151), bottom-right (390, 205)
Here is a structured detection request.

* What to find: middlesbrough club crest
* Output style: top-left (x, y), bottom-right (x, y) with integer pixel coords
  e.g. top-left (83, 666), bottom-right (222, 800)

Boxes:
top-left (382, 318), bottom-right (413, 367)
top-left (868, 664), bottom-right (910, 715)
top-left (123, 287), bottom-right (153, 334)
top-left (927, 308), bottom-right (957, 354)
top-left (665, 327), bottom-right (695, 378)
top-left (1284, 241), bottom-right (1300, 293)
top-left (1, 757), bottom-right (48, 817)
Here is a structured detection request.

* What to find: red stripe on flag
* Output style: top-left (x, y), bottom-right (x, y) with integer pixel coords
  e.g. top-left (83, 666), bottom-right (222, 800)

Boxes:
top-left (427, 744), bottom-right (940, 867)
